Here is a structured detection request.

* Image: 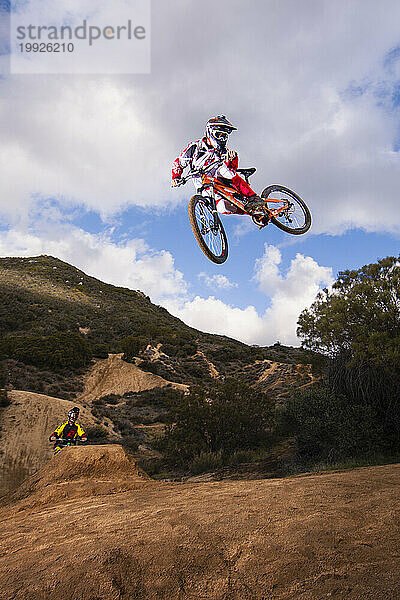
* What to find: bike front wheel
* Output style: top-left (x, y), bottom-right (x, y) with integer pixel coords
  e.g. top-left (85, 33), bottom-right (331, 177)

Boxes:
top-left (188, 195), bottom-right (228, 264)
top-left (261, 185), bottom-right (311, 235)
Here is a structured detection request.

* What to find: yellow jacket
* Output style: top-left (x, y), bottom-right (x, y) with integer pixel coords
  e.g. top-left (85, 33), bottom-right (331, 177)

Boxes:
top-left (50, 421), bottom-right (86, 441)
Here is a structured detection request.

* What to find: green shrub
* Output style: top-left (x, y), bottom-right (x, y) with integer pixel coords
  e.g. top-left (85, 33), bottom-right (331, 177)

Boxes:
top-left (138, 360), bottom-right (160, 375)
top-left (227, 448), bottom-right (261, 465)
top-left (157, 378), bottom-right (274, 468)
top-left (182, 361), bottom-right (205, 379)
top-left (281, 386), bottom-right (380, 461)
top-left (114, 418), bottom-right (135, 436)
top-left (126, 386), bottom-right (183, 408)
top-left (137, 458), bottom-right (165, 476)
top-left (0, 362), bottom-right (6, 387)
top-left (90, 343), bottom-right (109, 358)
top-left (190, 451), bottom-right (223, 474)
top-left (122, 436), bottom-right (140, 451)
top-left (1, 332), bottom-right (92, 371)
top-left (162, 340), bottom-right (197, 358)
top-left (100, 394), bottom-right (120, 405)
top-left (85, 425), bottom-right (109, 442)
top-left (0, 389), bottom-right (10, 408)
top-left (92, 398), bottom-right (104, 406)
top-left (121, 336), bottom-right (148, 361)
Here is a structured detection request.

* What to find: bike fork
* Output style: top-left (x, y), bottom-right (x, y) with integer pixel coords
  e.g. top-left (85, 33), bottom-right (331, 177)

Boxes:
top-left (208, 189), bottom-right (220, 230)
top-left (200, 187), bottom-right (219, 231)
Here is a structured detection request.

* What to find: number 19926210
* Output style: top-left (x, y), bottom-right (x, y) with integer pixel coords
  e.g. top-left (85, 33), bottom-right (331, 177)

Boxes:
top-left (19, 42), bottom-right (74, 52)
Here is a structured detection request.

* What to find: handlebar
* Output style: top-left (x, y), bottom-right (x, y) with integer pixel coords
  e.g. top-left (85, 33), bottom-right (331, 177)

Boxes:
top-left (50, 437), bottom-right (86, 444)
top-left (172, 158), bottom-right (225, 187)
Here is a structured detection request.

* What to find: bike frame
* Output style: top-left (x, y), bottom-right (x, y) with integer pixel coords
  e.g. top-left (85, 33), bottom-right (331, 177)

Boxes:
top-left (201, 173), bottom-right (247, 215)
top-left (181, 159), bottom-right (293, 220)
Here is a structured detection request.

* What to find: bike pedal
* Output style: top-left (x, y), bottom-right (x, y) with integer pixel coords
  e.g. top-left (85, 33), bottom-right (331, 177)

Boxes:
top-left (253, 215), bottom-right (270, 229)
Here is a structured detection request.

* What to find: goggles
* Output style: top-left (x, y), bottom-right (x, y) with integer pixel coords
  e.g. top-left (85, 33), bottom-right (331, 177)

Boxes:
top-left (213, 129), bottom-right (229, 143)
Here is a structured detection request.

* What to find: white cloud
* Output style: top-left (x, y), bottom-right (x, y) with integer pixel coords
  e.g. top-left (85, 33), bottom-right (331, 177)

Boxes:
top-left (165, 295), bottom-right (264, 345)
top-left (253, 244), bottom-right (334, 344)
top-left (198, 272), bottom-right (238, 290)
top-left (166, 244), bottom-right (334, 346)
top-left (0, 224), bottom-right (187, 303)
top-left (0, 77), bottom-right (172, 225)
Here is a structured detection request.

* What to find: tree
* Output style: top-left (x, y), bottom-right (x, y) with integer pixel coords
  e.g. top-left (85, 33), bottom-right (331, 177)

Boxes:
top-left (281, 386), bottom-right (380, 461)
top-left (297, 256), bottom-right (400, 447)
top-left (297, 256), bottom-right (400, 368)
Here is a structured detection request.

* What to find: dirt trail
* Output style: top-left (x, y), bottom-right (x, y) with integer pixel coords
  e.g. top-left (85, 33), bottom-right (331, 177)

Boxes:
top-left (195, 350), bottom-right (220, 379)
top-left (0, 391), bottom-right (97, 496)
top-left (256, 360), bottom-right (281, 384)
top-left (1, 459), bottom-right (400, 599)
top-left (76, 353), bottom-right (188, 404)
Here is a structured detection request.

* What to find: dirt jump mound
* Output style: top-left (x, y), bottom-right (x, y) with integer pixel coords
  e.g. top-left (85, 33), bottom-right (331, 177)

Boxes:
top-left (30, 444), bottom-right (150, 484)
top-left (8, 444), bottom-right (151, 508)
top-left (77, 353), bottom-right (188, 404)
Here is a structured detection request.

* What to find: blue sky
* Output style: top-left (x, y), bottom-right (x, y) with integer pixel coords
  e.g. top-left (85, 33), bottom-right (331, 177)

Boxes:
top-left (70, 205), bottom-right (400, 315)
top-left (0, 0), bottom-right (400, 346)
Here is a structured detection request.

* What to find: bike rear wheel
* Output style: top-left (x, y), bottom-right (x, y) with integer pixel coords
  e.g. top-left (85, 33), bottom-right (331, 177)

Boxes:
top-left (261, 185), bottom-right (311, 234)
top-left (188, 195), bottom-right (228, 264)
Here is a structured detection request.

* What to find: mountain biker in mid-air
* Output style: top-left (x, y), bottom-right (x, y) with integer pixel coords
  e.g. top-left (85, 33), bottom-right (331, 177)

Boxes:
top-left (49, 407), bottom-right (87, 455)
top-left (172, 115), bottom-right (268, 221)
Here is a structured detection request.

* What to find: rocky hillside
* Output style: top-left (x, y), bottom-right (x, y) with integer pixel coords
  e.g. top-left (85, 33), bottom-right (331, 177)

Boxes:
top-left (0, 255), bottom-right (322, 399)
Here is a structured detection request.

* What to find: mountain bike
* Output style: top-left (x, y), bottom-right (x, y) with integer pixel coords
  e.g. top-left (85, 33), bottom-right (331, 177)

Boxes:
top-left (173, 160), bottom-right (311, 264)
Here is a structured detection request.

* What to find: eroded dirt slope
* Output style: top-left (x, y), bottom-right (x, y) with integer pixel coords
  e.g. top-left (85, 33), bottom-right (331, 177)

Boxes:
top-left (76, 353), bottom-right (188, 404)
top-left (0, 391), bottom-right (98, 496)
top-left (1, 451), bottom-right (399, 600)
top-left (233, 359), bottom-right (319, 400)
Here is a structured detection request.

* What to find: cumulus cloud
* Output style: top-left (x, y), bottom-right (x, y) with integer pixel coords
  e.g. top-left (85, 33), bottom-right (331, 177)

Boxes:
top-left (198, 272), bottom-right (238, 290)
top-left (0, 77), bottom-right (171, 224)
top-left (253, 244), bottom-right (334, 344)
top-left (165, 295), bottom-right (264, 346)
top-left (0, 223), bottom-right (187, 303)
top-left (166, 244), bottom-right (334, 346)
top-left (1, 1), bottom-right (400, 236)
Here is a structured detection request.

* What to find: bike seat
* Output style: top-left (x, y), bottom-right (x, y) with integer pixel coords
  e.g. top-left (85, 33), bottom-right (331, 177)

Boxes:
top-left (237, 167), bottom-right (256, 178)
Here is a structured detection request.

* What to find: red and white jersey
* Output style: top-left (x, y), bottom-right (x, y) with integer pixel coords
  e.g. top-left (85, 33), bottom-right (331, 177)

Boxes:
top-left (172, 136), bottom-right (238, 181)
top-left (172, 136), bottom-right (257, 213)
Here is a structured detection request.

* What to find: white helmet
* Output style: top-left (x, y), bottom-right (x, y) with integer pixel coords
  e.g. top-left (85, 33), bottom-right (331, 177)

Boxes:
top-left (68, 407), bottom-right (80, 422)
top-left (205, 115), bottom-right (237, 150)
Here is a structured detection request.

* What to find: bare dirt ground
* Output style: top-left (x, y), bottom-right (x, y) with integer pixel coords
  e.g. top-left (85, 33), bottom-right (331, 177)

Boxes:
top-left (1, 445), bottom-right (399, 600)
top-left (0, 391), bottom-right (98, 496)
top-left (76, 353), bottom-right (188, 404)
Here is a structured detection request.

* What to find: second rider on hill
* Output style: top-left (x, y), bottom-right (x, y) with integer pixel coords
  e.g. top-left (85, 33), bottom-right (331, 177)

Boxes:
top-left (49, 407), bottom-right (87, 455)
